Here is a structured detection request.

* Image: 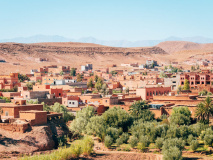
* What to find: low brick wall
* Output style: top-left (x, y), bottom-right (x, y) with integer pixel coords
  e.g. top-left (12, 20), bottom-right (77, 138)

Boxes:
top-left (38, 98), bottom-right (62, 105)
top-left (0, 123), bottom-right (29, 133)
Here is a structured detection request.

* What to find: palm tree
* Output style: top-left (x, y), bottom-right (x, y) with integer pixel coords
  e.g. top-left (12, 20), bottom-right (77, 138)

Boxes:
top-left (195, 96), bottom-right (213, 123)
top-left (204, 96), bottom-right (213, 123)
top-left (128, 100), bottom-right (149, 119)
top-left (195, 102), bottom-right (206, 122)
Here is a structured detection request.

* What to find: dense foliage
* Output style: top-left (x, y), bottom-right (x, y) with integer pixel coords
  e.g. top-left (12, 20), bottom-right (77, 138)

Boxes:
top-left (43, 102), bottom-right (74, 122)
top-left (68, 99), bottom-right (213, 159)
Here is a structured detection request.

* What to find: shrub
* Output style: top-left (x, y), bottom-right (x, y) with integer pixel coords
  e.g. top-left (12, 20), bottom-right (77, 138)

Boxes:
top-left (70, 143), bottom-right (82, 158)
top-left (204, 134), bottom-right (213, 146)
top-left (120, 132), bottom-right (129, 144)
top-left (104, 135), bottom-right (113, 148)
top-left (106, 127), bottom-right (120, 142)
top-left (139, 135), bottom-right (150, 147)
top-left (81, 136), bottom-right (94, 156)
top-left (163, 146), bottom-right (182, 160)
top-left (190, 140), bottom-right (199, 151)
top-left (116, 138), bottom-right (123, 146)
top-left (160, 114), bottom-right (168, 120)
top-left (122, 146), bottom-right (131, 152)
top-left (129, 136), bottom-right (138, 148)
top-left (137, 143), bottom-right (146, 152)
top-left (200, 128), bottom-right (213, 140)
top-left (187, 134), bottom-right (195, 145)
top-left (155, 137), bottom-right (164, 149)
top-left (162, 138), bottom-right (185, 151)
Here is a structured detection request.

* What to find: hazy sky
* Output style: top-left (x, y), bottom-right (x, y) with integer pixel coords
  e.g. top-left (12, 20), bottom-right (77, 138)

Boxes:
top-left (0, 0), bottom-right (213, 41)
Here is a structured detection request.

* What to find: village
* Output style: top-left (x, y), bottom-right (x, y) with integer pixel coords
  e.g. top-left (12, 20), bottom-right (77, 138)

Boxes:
top-left (0, 59), bottom-right (212, 132)
top-left (0, 59), bottom-right (213, 160)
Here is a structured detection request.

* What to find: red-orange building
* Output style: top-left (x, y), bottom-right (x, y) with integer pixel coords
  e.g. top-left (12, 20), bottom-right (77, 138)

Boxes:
top-left (0, 73), bottom-right (20, 89)
top-left (136, 86), bottom-right (171, 100)
top-left (180, 70), bottom-right (213, 89)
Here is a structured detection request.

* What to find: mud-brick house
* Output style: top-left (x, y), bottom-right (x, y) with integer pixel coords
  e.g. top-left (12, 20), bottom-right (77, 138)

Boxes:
top-left (21, 91), bottom-right (49, 100)
top-left (0, 100), bottom-right (43, 119)
top-left (0, 73), bottom-right (20, 90)
top-left (1, 92), bottom-right (21, 98)
top-left (0, 100), bottom-right (62, 133)
top-left (102, 96), bottom-right (119, 106)
top-left (136, 86), bottom-right (171, 100)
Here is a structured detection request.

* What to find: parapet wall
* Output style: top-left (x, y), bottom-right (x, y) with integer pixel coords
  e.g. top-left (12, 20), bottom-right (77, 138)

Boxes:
top-left (0, 123), bottom-right (29, 133)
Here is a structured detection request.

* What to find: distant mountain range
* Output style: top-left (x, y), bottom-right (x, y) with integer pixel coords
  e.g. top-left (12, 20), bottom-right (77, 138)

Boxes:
top-left (1, 35), bottom-right (213, 47)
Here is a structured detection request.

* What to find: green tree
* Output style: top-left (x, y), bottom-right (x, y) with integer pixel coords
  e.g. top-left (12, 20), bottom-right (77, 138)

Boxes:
top-left (155, 137), bottom-right (164, 150)
top-left (128, 100), bottom-right (154, 120)
top-left (195, 96), bottom-right (213, 123)
top-left (191, 66), bottom-right (195, 71)
top-left (70, 106), bottom-right (95, 135)
top-left (125, 87), bottom-right (129, 94)
top-left (87, 78), bottom-right (93, 89)
top-left (101, 83), bottom-right (107, 96)
top-left (110, 70), bottom-right (118, 76)
top-left (183, 79), bottom-right (190, 90)
top-left (129, 136), bottom-right (138, 148)
top-left (18, 73), bottom-right (30, 82)
top-left (102, 107), bottom-right (133, 131)
top-left (95, 78), bottom-right (103, 92)
top-left (26, 82), bottom-right (35, 90)
top-left (159, 72), bottom-right (168, 78)
top-left (37, 79), bottom-right (42, 84)
top-left (104, 135), bottom-right (113, 148)
top-left (177, 85), bottom-right (182, 94)
top-left (94, 75), bottom-right (99, 82)
top-left (70, 68), bottom-right (76, 76)
top-left (190, 140), bottom-right (199, 151)
top-left (59, 71), bottom-right (64, 76)
top-left (49, 102), bottom-right (74, 122)
top-left (76, 74), bottom-right (83, 82)
top-left (163, 146), bottom-right (182, 160)
top-left (170, 107), bottom-right (191, 125)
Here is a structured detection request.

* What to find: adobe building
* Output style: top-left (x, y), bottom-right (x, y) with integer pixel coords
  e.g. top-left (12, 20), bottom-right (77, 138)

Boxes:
top-left (62, 96), bottom-right (80, 108)
top-left (102, 96), bottom-right (119, 106)
top-left (136, 86), bottom-right (171, 100)
top-left (0, 99), bottom-right (62, 133)
top-left (0, 73), bottom-right (20, 89)
top-left (21, 91), bottom-right (49, 99)
top-left (0, 100), bottom-right (43, 119)
top-left (180, 70), bottom-right (213, 89)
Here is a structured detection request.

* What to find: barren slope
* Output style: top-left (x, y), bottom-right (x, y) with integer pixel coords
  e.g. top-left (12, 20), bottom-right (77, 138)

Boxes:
top-left (0, 41), bottom-right (212, 74)
top-left (0, 42), bottom-right (167, 74)
top-left (157, 41), bottom-right (213, 54)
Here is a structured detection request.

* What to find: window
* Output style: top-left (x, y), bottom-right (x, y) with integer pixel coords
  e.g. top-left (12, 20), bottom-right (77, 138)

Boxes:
top-left (69, 102), bottom-right (71, 104)
top-left (5, 111), bottom-right (8, 116)
top-left (72, 102), bottom-right (75, 105)
top-left (105, 100), bottom-right (107, 102)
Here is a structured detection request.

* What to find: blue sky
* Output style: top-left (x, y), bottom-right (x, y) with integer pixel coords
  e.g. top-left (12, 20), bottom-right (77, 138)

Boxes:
top-left (0, 0), bottom-right (212, 41)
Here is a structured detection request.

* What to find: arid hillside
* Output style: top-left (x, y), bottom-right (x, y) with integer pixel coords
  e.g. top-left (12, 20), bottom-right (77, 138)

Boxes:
top-left (157, 41), bottom-right (213, 53)
top-left (0, 41), bottom-right (212, 74)
top-left (0, 42), bottom-right (167, 74)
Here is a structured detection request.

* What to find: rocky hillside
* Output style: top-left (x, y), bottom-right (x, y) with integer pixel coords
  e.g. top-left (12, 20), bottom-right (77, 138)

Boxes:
top-left (0, 119), bottom-right (69, 158)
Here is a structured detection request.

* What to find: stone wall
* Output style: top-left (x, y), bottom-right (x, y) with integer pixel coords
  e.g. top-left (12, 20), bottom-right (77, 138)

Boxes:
top-left (0, 123), bottom-right (29, 133)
